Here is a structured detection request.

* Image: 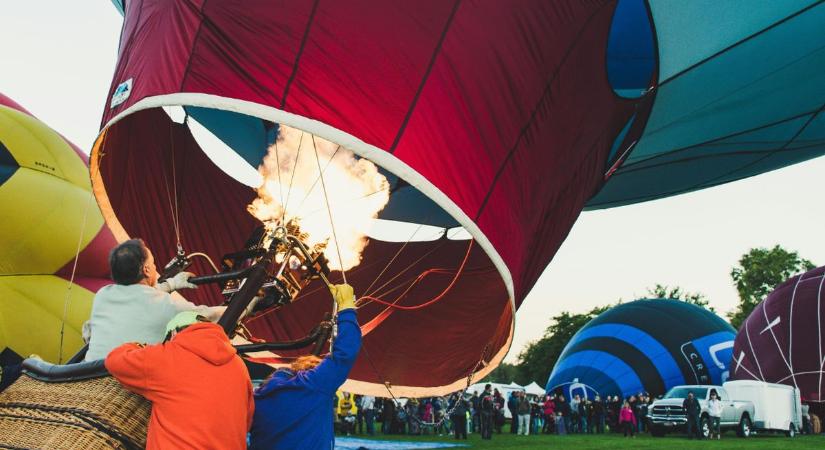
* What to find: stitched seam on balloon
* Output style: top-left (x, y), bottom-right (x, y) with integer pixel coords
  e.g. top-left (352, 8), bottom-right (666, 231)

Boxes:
top-left (474, 2), bottom-right (612, 221)
top-left (179, 0), bottom-right (210, 94)
top-left (657, 0), bottom-right (825, 87)
top-left (388, 0), bottom-right (462, 154)
top-left (616, 109), bottom-right (824, 170)
top-left (280, 0), bottom-right (321, 109)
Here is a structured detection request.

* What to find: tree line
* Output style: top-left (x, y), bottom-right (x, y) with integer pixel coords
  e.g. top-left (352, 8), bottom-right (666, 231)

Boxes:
top-left (484, 245), bottom-right (815, 386)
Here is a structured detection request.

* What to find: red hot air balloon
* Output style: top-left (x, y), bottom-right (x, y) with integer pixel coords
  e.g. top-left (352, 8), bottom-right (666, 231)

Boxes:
top-left (92, 0), bottom-right (639, 397)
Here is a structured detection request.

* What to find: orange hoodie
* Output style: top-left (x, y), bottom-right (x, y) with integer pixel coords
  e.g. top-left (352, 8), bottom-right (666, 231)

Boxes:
top-left (106, 322), bottom-right (254, 450)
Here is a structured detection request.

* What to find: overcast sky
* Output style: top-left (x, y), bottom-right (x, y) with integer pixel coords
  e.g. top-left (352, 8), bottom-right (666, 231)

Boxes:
top-left (2, 3), bottom-right (823, 366)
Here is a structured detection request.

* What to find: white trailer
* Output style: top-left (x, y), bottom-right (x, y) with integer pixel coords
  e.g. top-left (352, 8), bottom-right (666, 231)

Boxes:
top-left (723, 380), bottom-right (802, 437)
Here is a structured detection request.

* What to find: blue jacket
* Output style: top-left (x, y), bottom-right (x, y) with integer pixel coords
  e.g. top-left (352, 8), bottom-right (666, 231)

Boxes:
top-left (249, 309), bottom-right (362, 450)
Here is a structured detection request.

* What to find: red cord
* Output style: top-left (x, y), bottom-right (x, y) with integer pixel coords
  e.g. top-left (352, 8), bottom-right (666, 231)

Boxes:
top-left (356, 240), bottom-right (473, 311)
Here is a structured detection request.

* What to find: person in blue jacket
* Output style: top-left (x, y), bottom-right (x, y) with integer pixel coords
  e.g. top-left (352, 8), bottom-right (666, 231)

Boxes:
top-left (250, 283), bottom-right (362, 450)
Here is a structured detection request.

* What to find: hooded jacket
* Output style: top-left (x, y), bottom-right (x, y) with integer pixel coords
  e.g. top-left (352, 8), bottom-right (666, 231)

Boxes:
top-left (105, 322), bottom-right (254, 450)
top-left (250, 308), bottom-right (361, 450)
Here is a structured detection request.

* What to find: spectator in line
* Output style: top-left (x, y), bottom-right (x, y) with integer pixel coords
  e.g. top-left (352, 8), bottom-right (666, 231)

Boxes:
top-left (555, 395), bottom-right (570, 435)
top-left (470, 392), bottom-right (481, 433)
top-left (707, 389), bottom-right (723, 440)
top-left (361, 395), bottom-right (376, 436)
top-left (542, 394), bottom-right (556, 434)
top-left (683, 391), bottom-right (702, 440)
top-left (530, 397), bottom-right (544, 434)
top-left (493, 389), bottom-right (505, 433)
top-left (592, 395), bottom-right (605, 433)
top-left (639, 394), bottom-right (650, 432)
top-left (508, 391), bottom-right (520, 434)
top-left (382, 398), bottom-right (395, 434)
top-left (451, 397), bottom-right (469, 439)
top-left (406, 399), bottom-right (420, 435)
top-left (579, 399), bottom-right (590, 434)
top-left (480, 384), bottom-right (495, 440)
top-left (570, 394), bottom-right (580, 433)
top-left (517, 391), bottom-right (531, 435)
top-left (433, 396), bottom-right (446, 435)
top-left (608, 395), bottom-right (621, 432)
top-left (337, 392), bottom-right (357, 435)
top-left (354, 395), bottom-right (364, 434)
top-left (619, 400), bottom-right (636, 438)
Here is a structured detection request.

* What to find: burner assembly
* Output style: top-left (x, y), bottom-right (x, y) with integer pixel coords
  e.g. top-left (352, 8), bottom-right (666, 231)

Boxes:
top-left (159, 220), bottom-right (334, 354)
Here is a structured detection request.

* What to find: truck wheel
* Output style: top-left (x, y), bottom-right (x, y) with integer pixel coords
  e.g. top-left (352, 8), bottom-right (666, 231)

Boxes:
top-left (736, 415), bottom-right (752, 438)
top-left (700, 416), bottom-right (711, 439)
top-left (650, 425), bottom-right (666, 437)
top-left (786, 422), bottom-right (796, 438)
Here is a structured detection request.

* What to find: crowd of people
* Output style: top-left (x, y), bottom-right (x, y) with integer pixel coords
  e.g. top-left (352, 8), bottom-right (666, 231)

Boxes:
top-left (330, 385), bottom-right (658, 441)
top-left (333, 386), bottom-right (823, 441)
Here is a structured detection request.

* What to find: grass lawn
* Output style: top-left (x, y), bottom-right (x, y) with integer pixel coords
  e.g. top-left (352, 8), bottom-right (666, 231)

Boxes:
top-left (350, 427), bottom-right (825, 449)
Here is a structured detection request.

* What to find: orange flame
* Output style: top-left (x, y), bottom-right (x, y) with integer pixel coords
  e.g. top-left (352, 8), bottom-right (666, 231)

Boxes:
top-left (248, 125), bottom-right (389, 270)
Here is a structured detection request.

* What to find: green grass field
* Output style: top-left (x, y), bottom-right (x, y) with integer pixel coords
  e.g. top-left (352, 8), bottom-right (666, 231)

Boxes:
top-left (351, 427), bottom-right (825, 449)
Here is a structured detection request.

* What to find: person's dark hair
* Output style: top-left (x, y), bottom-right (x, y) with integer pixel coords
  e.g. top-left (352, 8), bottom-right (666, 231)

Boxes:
top-left (109, 239), bottom-right (148, 285)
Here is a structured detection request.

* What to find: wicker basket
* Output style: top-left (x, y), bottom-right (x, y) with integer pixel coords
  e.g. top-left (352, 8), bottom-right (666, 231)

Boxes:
top-left (0, 374), bottom-right (149, 449)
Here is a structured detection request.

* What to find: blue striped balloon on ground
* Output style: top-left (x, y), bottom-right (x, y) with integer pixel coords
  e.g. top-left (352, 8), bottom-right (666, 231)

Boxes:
top-left (547, 299), bottom-right (735, 400)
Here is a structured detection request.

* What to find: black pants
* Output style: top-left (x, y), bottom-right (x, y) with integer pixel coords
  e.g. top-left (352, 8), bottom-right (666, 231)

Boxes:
top-left (622, 421), bottom-right (634, 436)
top-left (686, 413), bottom-right (701, 439)
top-left (510, 412), bottom-right (518, 433)
top-left (453, 415), bottom-right (467, 439)
top-left (480, 412), bottom-right (493, 439)
top-left (543, 414), bottom-right (554, 433)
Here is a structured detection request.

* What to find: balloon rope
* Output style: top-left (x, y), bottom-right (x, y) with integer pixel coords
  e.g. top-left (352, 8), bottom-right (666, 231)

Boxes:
top-left (274, 139), bottom-right (285, 213)
top-left (312, 135), bottom-right (347, 284)
top-left (281, 130), bottom-right (304, 225)
top-left (359, 239), bottom-right (450, 305)
top-left (293, 144), bottom-right (341, 217)
top-left (160, 125), bottom-right (181, 248)
top-left (58, 189), bottom-right (95, 363)
top-left (361, 222), bottom-right (426, 298)
top-left (171, 124), bottom-right (181, 248)
top-left (357, 240), bottom-right (473, 311)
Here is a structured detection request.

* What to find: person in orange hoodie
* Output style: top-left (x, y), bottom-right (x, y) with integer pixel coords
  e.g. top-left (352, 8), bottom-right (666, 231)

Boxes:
top-left (106, 311), bottom-right (254, 449)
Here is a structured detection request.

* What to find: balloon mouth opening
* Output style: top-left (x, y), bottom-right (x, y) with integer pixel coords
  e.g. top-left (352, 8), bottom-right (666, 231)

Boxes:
top-left (606, 0), bottom-right (657, 99)
top-left (90, 100), bottom-right (516, 394)
top-left (176, 104), bottom-right (472, 246)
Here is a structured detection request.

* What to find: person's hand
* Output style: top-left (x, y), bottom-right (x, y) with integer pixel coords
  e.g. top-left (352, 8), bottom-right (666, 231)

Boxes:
top-left (329, 283), bottom-right (356, 311)
top-left (158, 271), bottom-right (197, 293)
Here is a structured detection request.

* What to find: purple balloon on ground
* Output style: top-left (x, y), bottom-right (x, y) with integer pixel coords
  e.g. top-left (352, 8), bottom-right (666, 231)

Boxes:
top-left (731, 266), bottom-right (825, 404)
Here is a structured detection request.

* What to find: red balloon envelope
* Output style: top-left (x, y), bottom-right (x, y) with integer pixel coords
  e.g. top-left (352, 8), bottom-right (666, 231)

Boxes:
top-left (731, 266), bottom-right (825, 404)
top-left (91, 0), bottom-right (639, 396)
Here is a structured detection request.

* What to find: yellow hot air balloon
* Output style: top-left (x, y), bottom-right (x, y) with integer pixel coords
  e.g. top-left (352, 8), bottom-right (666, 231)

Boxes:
top-left (0, 93), bottom-right (116, 364)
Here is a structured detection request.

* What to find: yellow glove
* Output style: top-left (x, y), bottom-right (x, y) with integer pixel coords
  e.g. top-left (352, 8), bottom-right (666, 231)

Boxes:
top-left (329, 283), bottom-right (356, 311)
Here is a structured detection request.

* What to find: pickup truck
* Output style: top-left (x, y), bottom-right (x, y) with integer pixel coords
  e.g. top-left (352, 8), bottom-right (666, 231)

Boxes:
top-left (648, 385), bottom-right (754, 438)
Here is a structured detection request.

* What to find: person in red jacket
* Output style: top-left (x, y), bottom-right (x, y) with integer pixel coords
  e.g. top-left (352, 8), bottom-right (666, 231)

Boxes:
top-left (618, 400), bottom-right (637, 438)
top-left (106, 311), bottom-right (254, 450)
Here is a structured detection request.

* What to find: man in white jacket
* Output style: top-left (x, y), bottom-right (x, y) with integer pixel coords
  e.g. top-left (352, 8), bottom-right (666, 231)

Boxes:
top-left (84, 239), bottom-right (225, 361)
